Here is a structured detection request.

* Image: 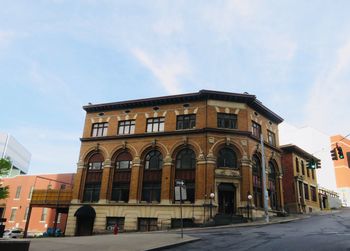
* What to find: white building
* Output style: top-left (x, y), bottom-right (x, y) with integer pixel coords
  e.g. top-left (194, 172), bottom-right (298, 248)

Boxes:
top-left (0, 133), bottom-right (31, 177)
top-left (279, 123), bottom-right (337, 191)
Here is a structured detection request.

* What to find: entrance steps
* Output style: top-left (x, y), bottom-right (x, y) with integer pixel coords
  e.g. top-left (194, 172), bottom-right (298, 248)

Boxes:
top-left (213, 214), bottom-right (248, 226)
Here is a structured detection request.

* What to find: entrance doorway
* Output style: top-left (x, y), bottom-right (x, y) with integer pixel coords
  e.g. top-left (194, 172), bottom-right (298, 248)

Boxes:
top-left (218, 183), bottom-right (236, 215)
top-left (74, 205), bottom-right (96, 236)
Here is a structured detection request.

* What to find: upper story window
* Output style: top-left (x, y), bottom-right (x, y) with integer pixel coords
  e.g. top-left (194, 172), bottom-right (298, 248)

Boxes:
top-left (145, 150), bottom-right (163, 170)
top-left (15, 186), bottom-right (21, 199)
top-left (91, 122), bottom-right (108, 137)
top-left (116, 152), bottom-right (132, 169)
top-left (217, 113), bottom-right (237, 129)
top-left (176, 148), bottom-right (196, 169)
top-left (251, 121), bottom-right (261, 138)
top-left (146, 117), bottom-right (165, 133)
top-left (88, 153), bottom-right (104, 170)
top-left (217, 148), bottom-right (237, 168)
top-left (267, 130), bottom-right (276, 146)
top-left (118, 120), bottom-right (135, 135)
top-left (176, 114), bottom-right (196, 130)
top-left (301, 160), bottom-right (305, 175)
top-left (295, 157), bottom-right (300, 173)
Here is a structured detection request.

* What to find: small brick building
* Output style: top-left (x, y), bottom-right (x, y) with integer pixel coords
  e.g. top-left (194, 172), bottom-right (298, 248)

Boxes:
top-left (66, 90), bottom-right (285, 235)
top-left (281, 145), bottom-right (320, 213)
top-left (0, 173), bottom-right (74, 235)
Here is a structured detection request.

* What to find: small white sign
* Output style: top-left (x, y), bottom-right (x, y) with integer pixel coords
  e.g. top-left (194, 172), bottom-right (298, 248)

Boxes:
top-left (174, 186), bottom-right (187, 201)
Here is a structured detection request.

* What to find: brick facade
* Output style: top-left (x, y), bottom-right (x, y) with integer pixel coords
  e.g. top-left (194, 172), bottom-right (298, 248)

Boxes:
top-left (281, 145), bottom-right (320, 213)
top-left (0, 173), bottom-right (74, 235)
top-left (66, 90), bottom-right (285, 235)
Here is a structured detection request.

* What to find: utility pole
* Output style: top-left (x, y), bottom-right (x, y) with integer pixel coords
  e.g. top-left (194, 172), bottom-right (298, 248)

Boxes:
top-left (260, 133), bottom-right (269, 223)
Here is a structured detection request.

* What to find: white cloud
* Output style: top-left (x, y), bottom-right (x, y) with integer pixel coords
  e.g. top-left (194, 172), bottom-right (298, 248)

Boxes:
top-left (131, 48), bottom-right (191, 94)
top-left (305, 39), bottom-right (350, 135)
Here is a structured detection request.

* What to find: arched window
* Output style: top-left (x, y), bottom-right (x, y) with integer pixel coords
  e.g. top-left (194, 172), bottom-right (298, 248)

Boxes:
top-left (268, 162), bottom-right (278, 210)
top-left (145, 150), bottom-right (163, 170)
top-left (112, 151), bottom-right (132, 202)
top-left (83, 153), bottom-right (103, 202)
top-left (142, 150), bottom-right (163, 202)
top-left (252, 155), bottom-right (262, 208)
top-left (176, 148), bottom-right (196, 169)
top-left (175, 148), bottom-right (196, 203)
top-left (217, 148), bottom-right (237, 168)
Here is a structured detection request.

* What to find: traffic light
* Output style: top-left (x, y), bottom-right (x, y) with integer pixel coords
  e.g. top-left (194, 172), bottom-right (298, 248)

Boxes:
top-left (316, 160), bottom-right (321, 169)
top-left (337, 146), bottom-right (344, 159)
top-left (307, 159), bottom-right (316, 169)
top-left (330, 148), bottom-right (338, 160)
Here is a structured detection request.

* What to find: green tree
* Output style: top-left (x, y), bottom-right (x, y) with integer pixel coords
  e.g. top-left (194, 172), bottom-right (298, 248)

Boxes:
top-left (0, 157), bottom-right (11, 199)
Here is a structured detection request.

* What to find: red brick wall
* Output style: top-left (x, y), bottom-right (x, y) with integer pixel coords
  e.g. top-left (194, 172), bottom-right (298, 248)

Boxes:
top-left (0, 173), bottom-right (74, 234)
top-left (282, 153), bottom-right (296, 204)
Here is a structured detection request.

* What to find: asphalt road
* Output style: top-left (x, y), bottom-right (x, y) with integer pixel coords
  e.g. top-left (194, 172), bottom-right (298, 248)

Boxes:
top-left (168, 209), bottom-right (350, 251)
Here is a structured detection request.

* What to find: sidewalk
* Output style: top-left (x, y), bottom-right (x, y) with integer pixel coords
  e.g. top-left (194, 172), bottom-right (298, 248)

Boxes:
top-left (27, 210), bottom-right (339, 251)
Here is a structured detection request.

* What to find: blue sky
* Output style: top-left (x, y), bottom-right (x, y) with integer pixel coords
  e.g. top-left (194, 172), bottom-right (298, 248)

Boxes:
top-left (1, 0), bottom-right (349, 174)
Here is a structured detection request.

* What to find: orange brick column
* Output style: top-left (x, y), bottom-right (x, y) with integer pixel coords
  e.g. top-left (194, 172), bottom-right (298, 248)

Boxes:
top-left (205, 154), bottom-right (216, 199)
top-left (241, 158), bottom-right (253, 207)
top-left (196, 159), bottom-right (207, 204)
top-left (129, 157), bottom-right (141, 203)
top-left (161, 155), bottom-right (172, 204)
top-left (72, 162), bottom-right (85, 203)
top-left (99, 159), bottom-right (112, 203)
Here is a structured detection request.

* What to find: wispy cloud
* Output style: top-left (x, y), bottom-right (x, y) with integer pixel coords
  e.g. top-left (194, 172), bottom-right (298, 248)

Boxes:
top-left (305, 39), bottom-right (350, 135)
top-left (131, 48), bottom-right (191, 94)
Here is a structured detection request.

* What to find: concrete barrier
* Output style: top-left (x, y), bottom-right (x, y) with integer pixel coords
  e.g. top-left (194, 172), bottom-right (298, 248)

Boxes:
top-left (0, 240), bottom-right (30, 251)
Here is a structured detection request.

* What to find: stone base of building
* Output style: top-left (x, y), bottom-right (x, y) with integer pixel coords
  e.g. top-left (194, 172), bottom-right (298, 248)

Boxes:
top-left (66, 202), bottom-right (218, 236)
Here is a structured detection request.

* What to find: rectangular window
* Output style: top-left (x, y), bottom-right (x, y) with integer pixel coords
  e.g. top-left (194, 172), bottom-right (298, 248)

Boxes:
top-left (83, 183), bottom-right (101, 202)
top-left (111, 183), bottom-right (129, 202)
top-left (307, 168), bottom-right (310, 177)
top-left (217, 113), bottom-right (237, 129)
top-left (15, 186), bottom-right (21, 199)
top-left (267, 130), bottom-right (276, 146)
top-left (41, 208), bottom-right (48, 222)
top-left (311, 169), bottom-right (315, 179)
top-left (10, 208), bottom-right (17, 221)
top-left (106, 217), bottom-right (125, 232)
top-left (91, 122), bottom-right (108, 137)
top-left (141, 182), bottom-right (161, 203)
top-left (88, 162), bottom-right (103, 170)
top-left (24, 207), bottom-right (29, 221)
top-left (311, 186), bottom-right (317, 202)
top-left (304, 184), bottom-right (309, 200)
top-left (28, 186), bottom-right (34, 199)
top-left (251, 121), bottom-right (261, 138)
top-left (146, 117), bottom-right (165, 132)
top-left (176, 115), bottom-right (196, 130)
top-left (118, 120), bottom-right (135, 135)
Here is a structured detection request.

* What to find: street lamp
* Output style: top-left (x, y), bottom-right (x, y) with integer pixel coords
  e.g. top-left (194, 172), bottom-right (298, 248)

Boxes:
top-left (209, 192), bottom-right (215, 219)
top-left (247, 194), bottom-right (253, 221)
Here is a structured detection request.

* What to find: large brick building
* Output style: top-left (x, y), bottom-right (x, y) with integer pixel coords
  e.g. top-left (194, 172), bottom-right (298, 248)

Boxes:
top-left (281, 145), bottom-right (320, 213)
top-left (331, 135), bottom-right (350, 206)
top-left (66, 90), bottom-right (285, 235)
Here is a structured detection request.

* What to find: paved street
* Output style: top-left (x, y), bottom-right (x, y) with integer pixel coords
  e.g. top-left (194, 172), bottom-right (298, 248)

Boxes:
top-left (168, 209), bottom-right (350, 251)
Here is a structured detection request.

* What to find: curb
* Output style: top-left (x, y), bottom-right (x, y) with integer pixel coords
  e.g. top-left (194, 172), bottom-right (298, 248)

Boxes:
top-left (145, 237), bottom-right (200, 251)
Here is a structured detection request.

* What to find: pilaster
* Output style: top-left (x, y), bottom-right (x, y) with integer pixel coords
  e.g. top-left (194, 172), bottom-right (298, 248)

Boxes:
top-left (129, 157), bottom-right (141, 203)
top-left (99, 159), bottom-right (112, 203)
